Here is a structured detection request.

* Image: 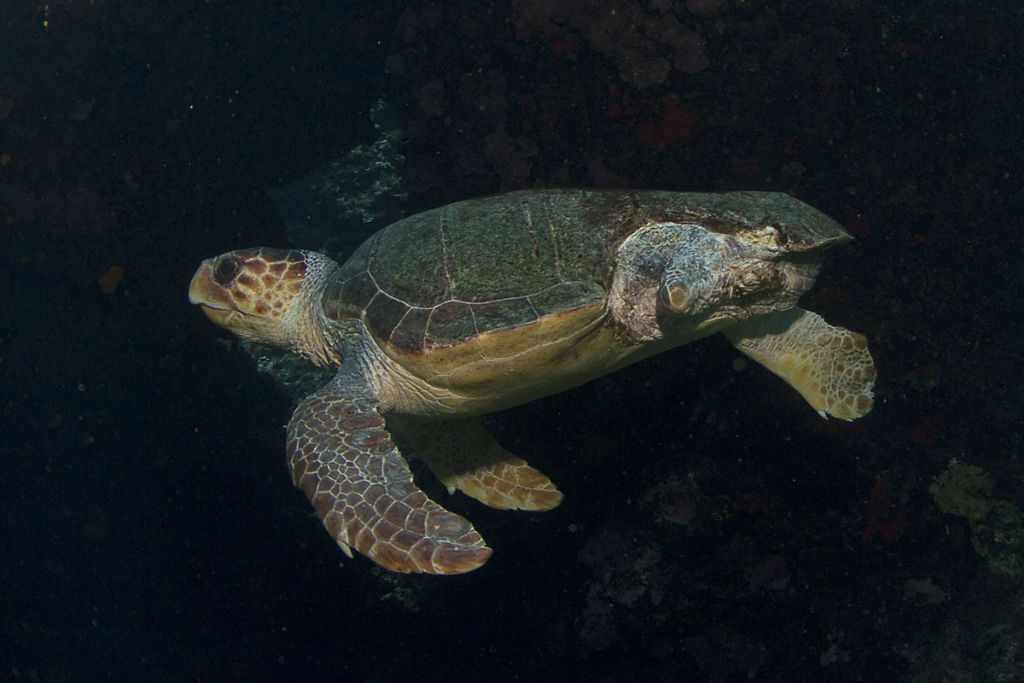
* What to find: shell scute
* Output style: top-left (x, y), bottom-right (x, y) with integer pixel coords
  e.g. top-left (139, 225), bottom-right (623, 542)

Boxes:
top-left (529, 281), bottom-right (606, 316)
top-left (426, 301), bottom-right (475, 348)
top-left (388, 307), bottom-right (431, 353)
top-left (364, 293), bottom-right (410, 342)
top-left (470, 297), bottom-right (538, 335)
top-left (341, 272), bottom-right (379, 312)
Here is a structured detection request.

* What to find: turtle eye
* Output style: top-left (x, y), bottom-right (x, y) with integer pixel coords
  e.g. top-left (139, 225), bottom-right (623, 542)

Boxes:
top-left (213, 256), bottom-right (242, 285)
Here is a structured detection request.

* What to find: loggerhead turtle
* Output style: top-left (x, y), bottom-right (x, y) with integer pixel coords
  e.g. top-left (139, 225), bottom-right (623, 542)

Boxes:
top-left (189, 189), bottom-right (876, 575)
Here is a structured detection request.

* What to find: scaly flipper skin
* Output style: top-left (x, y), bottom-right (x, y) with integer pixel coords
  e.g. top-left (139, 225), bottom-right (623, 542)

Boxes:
top-left (390, 417), bottom-right (564, 512)
top-left (287, 368), bottom-right (492, 574)
top-left (725, 307), bottom-right (876, 420)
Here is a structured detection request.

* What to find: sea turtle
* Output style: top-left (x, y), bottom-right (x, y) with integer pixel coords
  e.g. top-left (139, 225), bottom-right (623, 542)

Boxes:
top-left (189, 189), bottom-right (876, 575)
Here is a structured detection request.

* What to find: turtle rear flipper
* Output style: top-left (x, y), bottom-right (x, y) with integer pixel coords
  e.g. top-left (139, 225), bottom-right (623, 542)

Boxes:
top-left (391, 416), bottom-right (564, 512)
top-left (725, 307), bottom-right (877, 420)
top-left (287, 369), bottom-right (492, 574)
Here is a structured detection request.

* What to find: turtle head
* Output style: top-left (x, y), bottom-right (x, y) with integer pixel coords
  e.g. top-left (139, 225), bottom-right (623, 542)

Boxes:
top-left (189, 247), bottom-right (342, 366)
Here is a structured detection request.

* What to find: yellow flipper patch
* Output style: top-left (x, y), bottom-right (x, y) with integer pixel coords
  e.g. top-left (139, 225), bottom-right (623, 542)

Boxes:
top-left (725, 307), bottom-right (876, 420)
top-left (390, 417), bottom-right (564, 511)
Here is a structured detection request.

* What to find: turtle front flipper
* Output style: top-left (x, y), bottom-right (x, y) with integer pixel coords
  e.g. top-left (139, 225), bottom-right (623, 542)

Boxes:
top-left (724, 307), bottom-right (877, 420)
top-left (390, 417), bottom-right (564, 512)
top-left (287, 371), bottom-right (492, 574)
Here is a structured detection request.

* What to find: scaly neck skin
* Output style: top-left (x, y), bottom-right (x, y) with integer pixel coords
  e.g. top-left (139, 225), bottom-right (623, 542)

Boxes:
top-left (285, 252), bottom-right (344, 367)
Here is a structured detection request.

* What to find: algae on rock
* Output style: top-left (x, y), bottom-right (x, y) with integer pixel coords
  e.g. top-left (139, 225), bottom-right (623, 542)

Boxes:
top-left (930, 460), bottom-right (1024, 582)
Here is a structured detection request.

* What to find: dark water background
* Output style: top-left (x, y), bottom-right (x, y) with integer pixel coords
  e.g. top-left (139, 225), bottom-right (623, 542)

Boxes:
top-left (2, 1), bottom-right (1022, 680)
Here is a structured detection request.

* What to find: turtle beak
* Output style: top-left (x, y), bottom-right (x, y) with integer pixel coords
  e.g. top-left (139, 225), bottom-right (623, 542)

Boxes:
top-left (195, 302), bottom-right (235, 326)
top-left (189, 259), bottom-right (237, 325)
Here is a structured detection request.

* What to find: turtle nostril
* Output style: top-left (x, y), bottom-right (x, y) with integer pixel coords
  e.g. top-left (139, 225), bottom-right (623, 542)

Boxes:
top-left (213, 256), bottom-right (242, 285)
